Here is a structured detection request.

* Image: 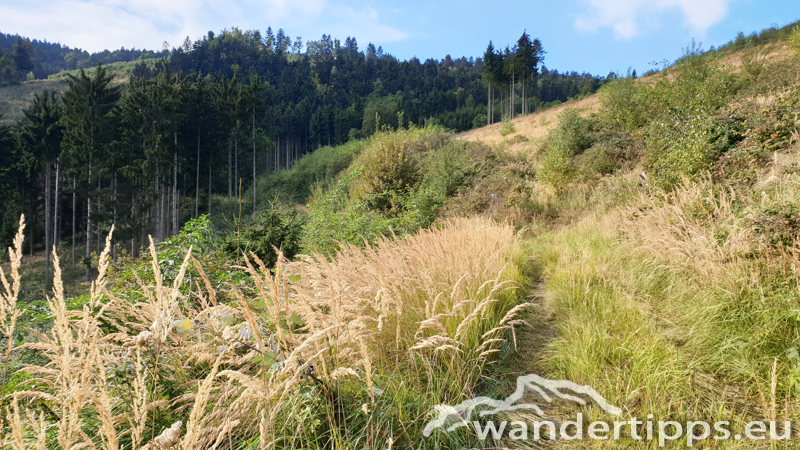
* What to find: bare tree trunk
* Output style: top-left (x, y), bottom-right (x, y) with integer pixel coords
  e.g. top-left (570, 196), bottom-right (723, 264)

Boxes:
top-left (160, 172), bottom-right (164, 242)
top-left (54, 162), bottom-right (60, 252)
top-left (164, 180), bottom-right (168, 239)
top-left (500, 89), bottom-right (503, 120)
top-left (161, 178), bottom-right (167, 241)
top-left (253, 111), bottom-right (256, 211)
top-left (131, 196), bottom-right (137, 259)
top-left (195, 129), bottom-right (200, 219)
top-left (165, 182), bottom-right (170, 239)
top-left (208, 158), bottom-right (212, 217)
top-left (522, 78), bottom-right (526, 116)
top-left (487, 84), bottom-right (491, 126)
top-left (154, 172), bottom-right (158, 242)
top-left (228, 138), bottom-right (232, 199)
top-left (45, 162), bottom-right (51, 286)
top-left (86, 159), bottom-right (92, 283)
top-left (173, 151), bottom-right (178, 237)
top-left (72, 175), bottom-right (76, 266)
top-left (96, 178), bottom-right (101, 256)
top-left (235, 138), bottom-right (239, 198)
top-left (113, 172), bottom-right (117, 264)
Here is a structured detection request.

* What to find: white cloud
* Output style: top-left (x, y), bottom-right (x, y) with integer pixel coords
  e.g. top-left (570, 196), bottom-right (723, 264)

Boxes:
top-left (0, 0), bottom-right (405, 53)
top-left (575, 0), bottom-right (730, 38)
top-left (323, 5), bottom-right (409, 43)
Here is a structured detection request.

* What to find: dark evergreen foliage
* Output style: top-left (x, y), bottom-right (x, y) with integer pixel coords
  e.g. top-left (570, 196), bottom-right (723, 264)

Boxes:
top-left (0, 27), bottom-right (607, 268)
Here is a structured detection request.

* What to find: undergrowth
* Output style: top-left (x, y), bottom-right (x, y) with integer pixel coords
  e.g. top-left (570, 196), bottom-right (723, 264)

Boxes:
top-left (0, 215), bottom-right (530, 449)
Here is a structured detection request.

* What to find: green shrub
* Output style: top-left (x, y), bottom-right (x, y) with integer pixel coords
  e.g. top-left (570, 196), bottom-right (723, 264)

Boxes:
top-left (575, 144), bottom-right (616, 178)
top-left (643, 116), bottom-right (719, 190)
top-left (537, 145), bottom-right (576, 190)
top-left (790, 25), bottom-right (800, 56)
top-left (664, 54), bottom-right (739, 118)
top-left (359, 135), bottom-right (419, 190)
top-left (537, 109), bottom-right (593, 189)
top-left (421, 142), bottom-right (477, 198)
top-left (302, 171), bottom-right (396, 255)
top-left (223, 206), bottom-right (305, 267)
top-left (550, 108), bottom-right (592, 153)
top-left (740, 46), bottom-right (766, 81)
top-left (599, 77), bottom-right (649, 131)
top-left (472, 114), bottom-right (487, 129)
top-left (499, 118), bottom-right (516, 137)
top-left (350, 126), bottom-right (449, 211)
top-left (300, 126), bottom-right (458, 255)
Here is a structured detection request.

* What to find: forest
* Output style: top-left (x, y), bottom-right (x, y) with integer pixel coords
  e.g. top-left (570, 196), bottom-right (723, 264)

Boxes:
top-left (0, 27), bottom-right (606, 281)
top-left (0, 31), bottom-right (169, 83)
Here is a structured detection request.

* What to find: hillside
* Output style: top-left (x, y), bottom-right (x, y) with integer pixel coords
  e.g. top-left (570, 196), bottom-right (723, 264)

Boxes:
top-left (0, 79), bottom-right (68, 123)
top-left (459, 94), bottom-right (601, 153)
top-left (456, 29), bottom-right (800, 449)
top-left (0, 30), bottom-right (168, 81)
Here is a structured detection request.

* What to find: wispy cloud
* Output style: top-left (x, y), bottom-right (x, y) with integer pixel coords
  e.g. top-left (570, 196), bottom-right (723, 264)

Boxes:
top-left (0, 0), bottom-right (406, 52)
top-left (323, 4), bottom-right (409, 44)
top-left (575, 0), bottom-right (731, 38)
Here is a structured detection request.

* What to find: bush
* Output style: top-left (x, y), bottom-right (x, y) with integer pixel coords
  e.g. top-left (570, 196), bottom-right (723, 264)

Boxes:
top-left (644, 116), bottom-right (719, 190)
top-left (302, 127), bottom-right (456, 255)
top-left (302, 172), bottom-right (397, 255)
top-left (790, 25), bottom-right (800, 56)
top-left (740, 46), bottom-right (767, 81)
top-left (472, 113), bottom-right (487, 129)
top-left (350, 126), bottom-right (449, 212)
top-left (421, 142), bottom-right (477, 198)
top-left (599, 77), bottom-right (649, 131)
top-left (550, 108), bottom-right (592, 153)
top-left (537, 146), bottom-right (576, 190)
top-left (537, 109), bottom-right (593, 189)
top-left (575, 144), bottom-right (616, 178)
top-left (223, 206), bottom-right (305, 267)
top-left (499, 118), bottom-right (516, 137)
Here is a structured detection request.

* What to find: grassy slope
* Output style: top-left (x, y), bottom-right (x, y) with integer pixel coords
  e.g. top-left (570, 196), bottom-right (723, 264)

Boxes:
top-left (0, 58), bottom-right (151, 124)
top-left (458, 94), bottom-right (601, 155)
top-left (46, 57), bottom-right (160, 82)
top-left (459, 39), bottom-right (800, 448)
top-left (0, 79), bottom-right (68, 124)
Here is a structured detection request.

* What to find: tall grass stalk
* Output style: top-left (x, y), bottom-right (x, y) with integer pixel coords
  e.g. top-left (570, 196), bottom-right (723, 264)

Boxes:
top-left (0, 216), bottom-right (24, 403)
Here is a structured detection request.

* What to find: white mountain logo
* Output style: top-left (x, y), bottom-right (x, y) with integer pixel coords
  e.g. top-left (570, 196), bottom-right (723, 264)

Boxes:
top-left (423, 373), bottom-right (623, 437)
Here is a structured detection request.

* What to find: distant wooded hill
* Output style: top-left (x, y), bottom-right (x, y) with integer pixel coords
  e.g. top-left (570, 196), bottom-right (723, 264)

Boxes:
top-left (0, 31), bottom-right (169, 82)
top-left (0, 26), bottom-right (607, 260)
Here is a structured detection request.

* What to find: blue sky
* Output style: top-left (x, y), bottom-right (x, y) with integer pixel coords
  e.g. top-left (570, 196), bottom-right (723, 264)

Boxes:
top-left (1, 0), bottom-right (797, 75)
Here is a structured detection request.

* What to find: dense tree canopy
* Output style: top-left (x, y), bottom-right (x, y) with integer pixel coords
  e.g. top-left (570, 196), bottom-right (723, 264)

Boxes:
top-left (0, 26), bottom-right (609, 279)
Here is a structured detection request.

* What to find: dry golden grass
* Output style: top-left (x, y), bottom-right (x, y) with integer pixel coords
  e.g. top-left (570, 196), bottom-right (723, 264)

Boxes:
top-left (524, 161), bottom-right (800, 448)
top-left (457, 95), bottom-right (601, 156)
top-left (714, 42), bottom-right (792, 74)
top-left (1, 216), bottom-right (528, 449)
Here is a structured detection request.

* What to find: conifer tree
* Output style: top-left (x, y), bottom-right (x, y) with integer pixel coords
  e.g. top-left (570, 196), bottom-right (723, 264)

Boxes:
top-left (19, 90), bottom-right (63, 284)
top-left (60, 63), bottom-right (120, 281)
